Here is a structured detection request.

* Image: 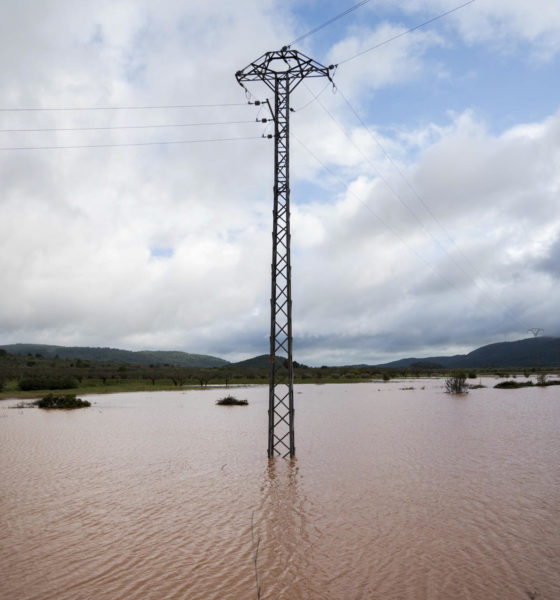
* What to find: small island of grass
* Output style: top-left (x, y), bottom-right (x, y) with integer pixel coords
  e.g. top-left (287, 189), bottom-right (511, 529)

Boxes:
top-left (35, 393), bottom-right (91, 409)
top-left (216, 395), bottom-right (248, 406)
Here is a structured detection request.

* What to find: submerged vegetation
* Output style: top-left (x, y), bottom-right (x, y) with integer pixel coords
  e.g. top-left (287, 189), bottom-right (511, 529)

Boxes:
top-left (216, 396), bottom-right (248, 406)
top-left (445, 372), bottom-right (469, 394)
top-left (494, 380), bottom-right (534, 389)
top-left (495, 376), bottom-right (560, 389)
top-left (35, 394), bottom-right (91, 409)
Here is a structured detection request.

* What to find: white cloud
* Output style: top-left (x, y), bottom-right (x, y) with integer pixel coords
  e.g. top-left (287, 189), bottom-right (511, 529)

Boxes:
top-left (451, 0), bottom-right (560, 59)
top-left (326, 23), bottom-right (442, 98)
top-left (287, 107), bottom-right (560, 362)
top-left (0, 1), bottom-right (558, 364)
top-left (367, 0), bottom-right (560, 59)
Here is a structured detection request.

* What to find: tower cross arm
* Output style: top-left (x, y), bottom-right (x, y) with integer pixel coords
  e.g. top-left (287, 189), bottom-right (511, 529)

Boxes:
top-left (236, 47), bottom-right (334, 91)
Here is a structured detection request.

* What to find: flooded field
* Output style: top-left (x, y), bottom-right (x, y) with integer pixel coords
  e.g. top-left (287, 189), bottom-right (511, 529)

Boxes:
top-left (1, 379), bottom-right (559, 599)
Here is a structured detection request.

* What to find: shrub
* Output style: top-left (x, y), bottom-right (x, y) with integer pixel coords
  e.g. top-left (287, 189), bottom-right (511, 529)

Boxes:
top-left (34, 394), bottom-right (91, 409)
top-left (445, 372), bottom-right (468, 394)
top-left (216, 396), bottom-right (248, 406)
top-left (494, 380), bottom-right (533, 389)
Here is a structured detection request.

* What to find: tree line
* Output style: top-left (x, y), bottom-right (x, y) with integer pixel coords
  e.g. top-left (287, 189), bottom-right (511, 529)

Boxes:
top-left (0, 348), bottom-right (554, 396)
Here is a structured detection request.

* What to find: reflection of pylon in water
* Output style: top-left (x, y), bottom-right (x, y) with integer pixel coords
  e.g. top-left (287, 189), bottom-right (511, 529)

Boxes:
top-left (236, 49), bottom-right (334, 458)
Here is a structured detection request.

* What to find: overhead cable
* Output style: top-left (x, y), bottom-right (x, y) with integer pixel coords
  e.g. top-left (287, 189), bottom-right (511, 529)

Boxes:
top-left (308, 81), bottom-right (525, 331)
top-left (293, 134), bottom-right (459, 292)
top-left (332, 84), bottom-right (525, 330)
top-left (336, 0), bottom-right (476, 66)
top-left (0, 102), bottom-right (250, 112)
top-left (0, 120), bottom-right (257, 133)
top-left (288, 0), bottom-right (372, 47)
top-left (0, 135), bottom-right (266, 151)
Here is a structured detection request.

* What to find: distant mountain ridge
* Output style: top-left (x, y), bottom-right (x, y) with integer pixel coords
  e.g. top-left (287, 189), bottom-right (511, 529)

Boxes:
top-left (2, 336), bottom-right (558, 370)
top-left (376, 337), bottom-right (560, 369)
top-left (0, 343), bottom-right (228, 368)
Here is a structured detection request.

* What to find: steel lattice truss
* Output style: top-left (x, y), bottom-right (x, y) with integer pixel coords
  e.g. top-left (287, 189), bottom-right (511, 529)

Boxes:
top-left (236, 49), bottom-right (333, 458)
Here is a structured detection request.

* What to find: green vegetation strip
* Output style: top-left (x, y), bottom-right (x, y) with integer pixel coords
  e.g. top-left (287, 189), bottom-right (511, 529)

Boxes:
top-left (1, 348), bottom-right (558, 400)
top-left (494, 379), bottom-right (560, 389)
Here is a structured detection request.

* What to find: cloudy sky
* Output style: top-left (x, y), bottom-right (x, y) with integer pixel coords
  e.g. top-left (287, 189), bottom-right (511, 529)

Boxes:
top-left (1, 0), bottom-right (559, 365)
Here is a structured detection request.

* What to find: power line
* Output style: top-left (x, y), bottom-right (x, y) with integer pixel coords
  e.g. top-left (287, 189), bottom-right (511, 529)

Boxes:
top-left (288, 0), bottom-right (372, 47)
top-left (293, 134), bottom-right (460, 292)
top-left (303, 81), bottom-right (525, 331)
top-left (336, 86), bottom-right (484, 279)
top-left (332, 84), bottom-right (526, 330)
top-left (292, 79), bottom-right (334, 112)
top-left (0, 120), bottom-right (257, 133)
top-left (0, 135), bottom-right (266, 151)
top-left (336, 0), bottom-right (476, 66)
top-left (295, 133), bottom-right (527, 334)
top-left (0, 102), bottom-right (250, 112)
top-left (306, 82), bottom-right (440, 233)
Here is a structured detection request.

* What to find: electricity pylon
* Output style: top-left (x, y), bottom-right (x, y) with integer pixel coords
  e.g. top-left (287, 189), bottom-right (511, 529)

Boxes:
top-left (236, 48), bottom-right (333, 458)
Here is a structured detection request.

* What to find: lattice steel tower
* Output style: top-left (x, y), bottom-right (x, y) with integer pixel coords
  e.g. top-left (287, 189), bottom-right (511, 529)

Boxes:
top-left (236, 48), bottom-right (333, 458)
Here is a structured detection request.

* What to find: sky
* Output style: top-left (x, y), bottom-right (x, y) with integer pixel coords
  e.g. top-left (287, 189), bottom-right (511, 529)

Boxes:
top-left (1, 0), bottom-right (559, 366)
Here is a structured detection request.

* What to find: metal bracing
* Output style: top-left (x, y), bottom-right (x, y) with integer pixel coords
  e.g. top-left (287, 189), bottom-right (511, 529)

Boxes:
top-left (236, 48), bottom-right (333, 458)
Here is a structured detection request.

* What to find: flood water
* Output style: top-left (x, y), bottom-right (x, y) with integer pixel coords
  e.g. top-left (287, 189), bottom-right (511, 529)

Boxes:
top-left (1, 379), bottom-right (559, 599)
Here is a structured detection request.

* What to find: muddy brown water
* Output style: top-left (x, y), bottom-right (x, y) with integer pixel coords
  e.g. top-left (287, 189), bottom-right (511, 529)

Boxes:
top-left (1, 379), bottom-right (559, 599)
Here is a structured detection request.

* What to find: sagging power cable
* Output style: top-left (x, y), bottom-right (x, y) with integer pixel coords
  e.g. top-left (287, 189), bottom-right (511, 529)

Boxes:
top-left (287, 0), bottom-right (372, 48)
top-left (336, 0), bottom-right (476, 66)
top-left (0, 135), bottom-right (266, 151)
top-left (0, 102), bottom-right (250, 112)
top-left (0, 120), bottom-right (257, 133)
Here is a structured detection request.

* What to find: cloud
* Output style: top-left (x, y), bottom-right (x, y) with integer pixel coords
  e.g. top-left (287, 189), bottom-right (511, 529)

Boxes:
top-left (450, 0), bottom-right (560, 60)
top-left (326, 23), bottom-right (442, 98)
top-left (538, 233), bottom-right (560, 279)
top-left (286, 108), bottom-right (560, 362)
top-left (366, 0), bottom-right (560, 60)
top-left (0, 1), bottom-right (558, 364)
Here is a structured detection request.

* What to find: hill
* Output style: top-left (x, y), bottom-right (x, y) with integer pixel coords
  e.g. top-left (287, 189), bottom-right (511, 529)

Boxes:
top-left (0, 343), bottom-right (228, 368)
top-left (230, 354), bottom-right (297, 368)
top-left (376, 337), bottom-right (560, 369)
top-left (230, 354), bottom-right (271, 368)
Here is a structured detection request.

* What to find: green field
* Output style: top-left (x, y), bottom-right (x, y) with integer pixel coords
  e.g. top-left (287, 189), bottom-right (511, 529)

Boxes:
top-left (1, 348), bottom-right (557, 400)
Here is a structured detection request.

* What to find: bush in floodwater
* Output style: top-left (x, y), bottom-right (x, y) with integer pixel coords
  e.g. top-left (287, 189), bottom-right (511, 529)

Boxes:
top-left (494, 380), bottom-right (533, 389)
top-left (34, 394), bottom-right (91, 409)
top-left (445, 372), bottom-right (468, 394)
top-left (216, 396), bottom-right (248, 406)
